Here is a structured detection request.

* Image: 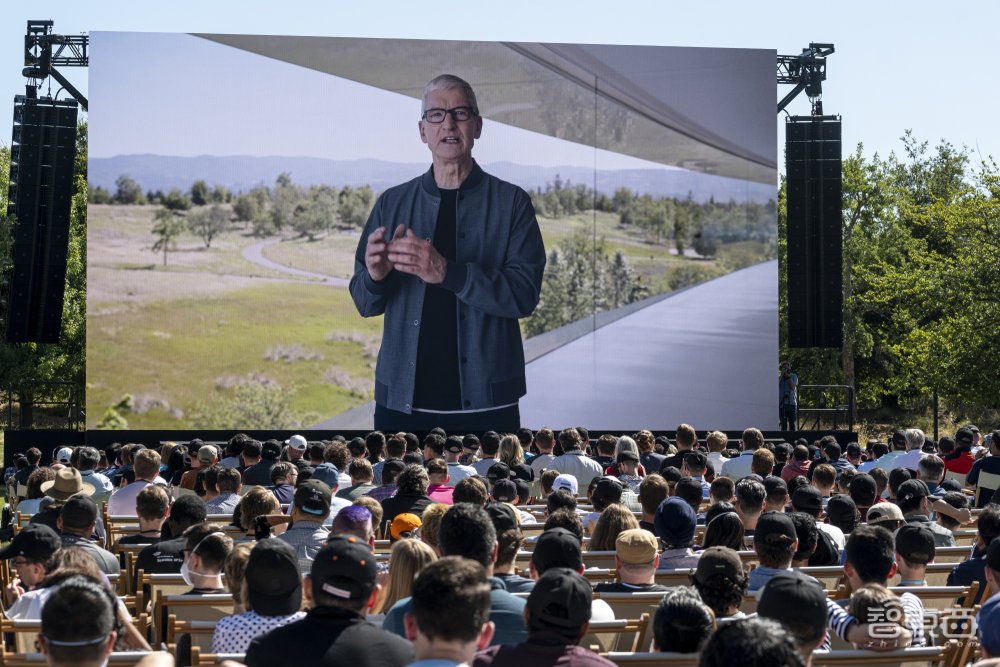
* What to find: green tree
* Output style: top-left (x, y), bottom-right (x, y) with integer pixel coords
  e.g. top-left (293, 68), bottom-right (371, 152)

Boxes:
top-left (161, 188), bottom-right (192, 211)
top-left (293, 185), bottom-right (339, 240)
top-left (151, 207), bottom-right (187, 266)
top-left (114, 174), bottom-right (145, 204)
top-left (187, 203), bottom-right (229, 248)
top-left (88, 185), bottom-right (112, 204)
top-left (190, 180), bottom-right (210, 206)
top-left (210, 185), bottom-right (231, 203)
top-left (337, 185), bottom-right (375, 229)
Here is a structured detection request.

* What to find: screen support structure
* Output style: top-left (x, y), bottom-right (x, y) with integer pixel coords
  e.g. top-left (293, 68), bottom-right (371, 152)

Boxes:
top-left (21, 20), bottom-right (89, 110)
top-left (777, 43), bottom-right (834, 116)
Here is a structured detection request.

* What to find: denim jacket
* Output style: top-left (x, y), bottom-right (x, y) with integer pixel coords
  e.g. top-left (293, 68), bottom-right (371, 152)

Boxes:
top-left (350, 162), bottom-right (545, 414)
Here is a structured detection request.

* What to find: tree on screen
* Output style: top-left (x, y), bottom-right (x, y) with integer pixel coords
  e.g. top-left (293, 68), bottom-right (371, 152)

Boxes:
top-left (151, 208), bottom-right (187, 266)
top-left (187, 204), bottom-right (230, 248)
top-left (114, 174), bottom-right (145, 205)
top-left (190, 180), bottom-right (210, 206)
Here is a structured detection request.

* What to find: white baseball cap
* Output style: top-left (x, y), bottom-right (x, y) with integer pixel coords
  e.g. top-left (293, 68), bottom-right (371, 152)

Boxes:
top-left (55, 447), bottom-right (73, 464)
top-left (552, 474), bottom-right (579, 496)
top-left (285, 435), bottom-right (308, 451)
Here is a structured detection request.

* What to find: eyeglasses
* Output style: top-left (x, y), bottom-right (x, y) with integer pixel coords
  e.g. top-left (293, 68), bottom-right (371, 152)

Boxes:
top-left (421, 106), bottom-right (477, 123)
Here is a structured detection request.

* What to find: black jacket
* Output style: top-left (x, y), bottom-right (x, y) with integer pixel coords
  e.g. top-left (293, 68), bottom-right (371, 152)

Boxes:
top-left (245, 606), bottom-right (414, 667)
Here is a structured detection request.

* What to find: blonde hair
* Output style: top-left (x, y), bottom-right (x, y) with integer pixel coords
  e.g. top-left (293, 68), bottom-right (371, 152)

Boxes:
top-left (614, 436), bottom-right (641, 461)
top-left (224, 542), bottom-right (254, 609)
top-left (239, 486), bottom-right (280, 531)
top-left (588, 504), bottom-right (639, 552)
top-left (419, 503), bottom-right (450, 552)
top-left (377, 538), bottom-right (437, 613)
top-left (847, 584), bottom-right (907, 640)
top-left (498, 435), bottom-right (525, 467)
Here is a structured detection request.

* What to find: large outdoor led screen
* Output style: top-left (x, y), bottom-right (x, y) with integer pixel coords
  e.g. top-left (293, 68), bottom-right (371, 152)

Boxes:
top-left (87, 33), bottom-right (778, 430)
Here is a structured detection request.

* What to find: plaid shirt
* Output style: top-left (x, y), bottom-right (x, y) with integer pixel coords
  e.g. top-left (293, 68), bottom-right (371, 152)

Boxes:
top-left (364, 484), bottom-right (396, 502)
top-left (276, 520), bottom-right (329, 573)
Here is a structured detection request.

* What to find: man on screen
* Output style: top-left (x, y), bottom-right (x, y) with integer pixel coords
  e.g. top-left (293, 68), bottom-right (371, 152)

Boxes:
top-left (350, 74), bottom-right (545, 432)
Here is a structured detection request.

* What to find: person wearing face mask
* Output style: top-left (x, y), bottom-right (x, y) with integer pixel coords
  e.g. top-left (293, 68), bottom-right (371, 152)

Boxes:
top-left (179, 522), bottom-right (234, 595)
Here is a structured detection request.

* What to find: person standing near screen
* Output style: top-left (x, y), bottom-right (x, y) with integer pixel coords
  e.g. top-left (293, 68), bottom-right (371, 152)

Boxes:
top-left (779, 360), bottom-right (798, 431)
top-left (350, 74), bottom-right (545, 432)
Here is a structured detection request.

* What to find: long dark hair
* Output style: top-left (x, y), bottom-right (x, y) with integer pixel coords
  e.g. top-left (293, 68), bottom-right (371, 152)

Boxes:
top-left (701, 511), bottom-right (745, 551)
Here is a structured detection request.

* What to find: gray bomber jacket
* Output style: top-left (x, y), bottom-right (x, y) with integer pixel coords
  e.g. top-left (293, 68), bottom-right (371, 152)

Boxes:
top-left (349, 162), bottom-right (545, 414)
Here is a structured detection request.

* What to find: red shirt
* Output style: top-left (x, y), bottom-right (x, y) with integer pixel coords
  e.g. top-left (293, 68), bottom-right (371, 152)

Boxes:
top-left (945, 451), bottom-right (975, 475)
top-left (426, 484), bottom-right (455, 505)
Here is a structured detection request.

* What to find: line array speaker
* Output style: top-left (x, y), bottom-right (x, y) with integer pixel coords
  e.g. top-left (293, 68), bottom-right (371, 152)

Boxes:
top-left (785, 115), bottom-right (842, 348)
top-left (4, 96), bottom-right (78, 343)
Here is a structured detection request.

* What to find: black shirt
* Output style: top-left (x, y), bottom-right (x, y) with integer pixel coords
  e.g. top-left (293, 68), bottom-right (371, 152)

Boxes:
top-left (116, 533), bottom-right (162, 546)
top-left (242, 459), bottom-right (277, 486)
top-left (640, 452), bottom-right (666, 473)
top-left (379, 494), bottom-right (434, 536)
top-left (14, 465), bottom-right (38, 488)
top-left (659, 450), bottom-right (692, 473)
top-left (412, 187), bottom-right (461, 410)
top-left (245, 606), bottom-right (414, 667)
top-left (134, 535), bottom-right (185, 583)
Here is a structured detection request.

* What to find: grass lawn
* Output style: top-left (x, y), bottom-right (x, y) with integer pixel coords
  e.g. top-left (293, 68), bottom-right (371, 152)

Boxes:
top-left (87, 282), bottom-right (382, 429)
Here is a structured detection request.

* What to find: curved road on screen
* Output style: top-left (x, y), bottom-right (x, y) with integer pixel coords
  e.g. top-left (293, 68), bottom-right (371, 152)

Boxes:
top-left (242, 238), bottom-right (350, 286)
top-left (314, 259), bottom-right (779, 430)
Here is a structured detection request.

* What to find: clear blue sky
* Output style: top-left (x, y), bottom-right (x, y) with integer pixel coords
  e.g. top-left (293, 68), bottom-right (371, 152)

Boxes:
top-left (3, 0), bottom-right (999, 171)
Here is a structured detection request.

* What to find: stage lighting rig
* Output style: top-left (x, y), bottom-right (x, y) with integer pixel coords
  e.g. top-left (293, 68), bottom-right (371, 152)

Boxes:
top-left (777, 43), bottom-right (834, 116)
top-left (22, 20), bottom-right (89, 111)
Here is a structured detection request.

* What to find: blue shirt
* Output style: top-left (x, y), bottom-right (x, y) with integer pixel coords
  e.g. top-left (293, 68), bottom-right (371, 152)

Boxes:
top-left (383, 576), bottom-right (526, 646)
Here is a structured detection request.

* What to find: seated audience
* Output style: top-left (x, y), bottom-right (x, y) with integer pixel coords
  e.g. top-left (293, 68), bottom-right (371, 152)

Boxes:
top-left (791, 485), bottom-right (845, 552)
top-left (651, 586), bottom-right (715, 653)
top-left (338, 458), bottom-right (378, 501)
top-left (380, 464), bottom-right (434, 536)
top-left (701, 511), bottom-right (746, 551)
top-left (709, 476), bottom-right (735, 505)
top-left (278, 479), bottom-right (332, 573)
top-left (897, 479), bottom-right (957, 546)
top-left (384, 503), bottom-right (529, 645)
top-left (390, 513), bottom-right (422, 542)
top-left (895, 524), bottom-right (936, 586)
top-left (948, 502), bottom-right (1000, 604)
top-left (746, 511), bottom-right (798, 592)
top-left (699, 617), bottom-right (805, 667)
top-left (825, 495), bottom-right (860, 534)
top-left (587, 503), bottom-right (639, 551)
top-left (405, 557), bottom-right (495, 665)
top-left (235, 486), bottom-right (280, 539)
top-left (107, 449), bottom-right (165, 516)
top-left (473, 568), bottom-right (616, 667)
top-left (0, 524), bottom-right (61, 608)
top-left (583, 477), bottom-right (625, 534)
top-left (212, 539), bottom-right (306, 653)
top-left (757, 571), bottom-right (828, 661)
top-left (843, 524), bottom-right (925, 646)
top-left (223, 542), bottom-right (253, 614)
top-left (491, 522), bottom-right (534, 594)
top-left (267, 462), bottom-right (298, 505)
top-left (594, 528), bottom-right (668, 593)
top-left (637, 474), bottom-right (668, 534)
top-left (57, 496), bottom-right (120, 575)
top-left (376, 538), bottom-right (438, 614)
top-left (789, 511), bottom-right (820, 567)
top-left (866, 501), bottom-right (905, 531)
top-left (244, 536), bottom-right (414, 667)
top-left (39, 575), bottom-right (118, 667)
top-left (978, 551), bottom-right (1000, 659)
top-left (116, 484), bottom-right (171, 546)
top-left (654, 497), bottom-right (701, 569)
top-left (77, 446), bottom-right (115, 505)
top-left (135, 495), bottom-right (207, 580)
top-left (416, 502), bottom-right (449, 551)
top-left (205, 467), bottom-right (242, 514)
top-left (762, 476), bottom-right (788, 512)
top-left (16, 466), bottom-right (56, 516)
top-left (733, 478), bottom-right (766, 534)
top-left (846, 583), bottom-right (909, 648)
top-left (180, 522), bottom-right (233, 594)
top-left (689, 546), bottom-right (748, 620)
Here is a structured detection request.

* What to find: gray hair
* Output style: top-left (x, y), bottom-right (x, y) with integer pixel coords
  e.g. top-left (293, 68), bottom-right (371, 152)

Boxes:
top-left (422, 74), bottom-right (479, 115)
top-left (904, 428), bottom-right (925, 451)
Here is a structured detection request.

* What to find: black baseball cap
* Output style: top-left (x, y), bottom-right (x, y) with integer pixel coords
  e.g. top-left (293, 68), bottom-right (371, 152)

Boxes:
top-left (532, 528), bottom-right (583, 572)
top-left (526, 567), bottom-right (592, 629)
top-left (592, 477), bottom-right (624, 504)
top-left (758, 571), bottom-right (828, 642)
top-left (826, 496), bottom-right (858, 526)
top-left (381, 459), bottom-right (406, 480)
top-left (246, 539), bottom-right (302, 616)
top-left (654, 496), bottom-right (696, 547)
top-left (897, 479), bottom-right (929, 503)
top-left (445, 436), bottom-right (464, 454)
top-left (754, 511), bottom-right (797, 549)
top-left (492, 479), bottom-right (518, 503)
top-left (791, 486), bottom-right (823, 514)
top-left (895, 524), bottom-right (936, 565)
top-left (311, 536), bottom-right (378, 601)
top-left (294, 479), bottom-right (332, 516)
top-left (763, 476), bottom-right (788, 497)
top-left (487, 462), bottom-right (511, 482)
top-left (823, 442), bottom-right (842, 460)
top-left (691, 546), bottom-right (744, 585)
top-left (485, 502), bottom-right (518, 534)
top-left (0, 523), bottom-right (61, 562)
top-left (848, 473), bottom-right (877, 506)
top-left (955, 428), bottom-right (975, 446)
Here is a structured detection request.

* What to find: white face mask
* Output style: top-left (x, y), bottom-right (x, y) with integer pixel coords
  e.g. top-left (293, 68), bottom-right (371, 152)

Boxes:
top-left (181, 531), bottom-right (224, 586)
